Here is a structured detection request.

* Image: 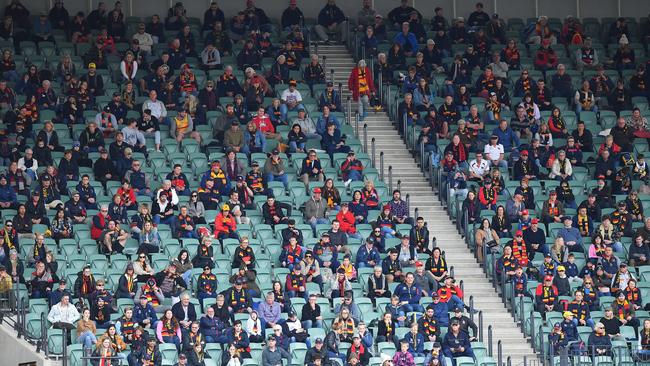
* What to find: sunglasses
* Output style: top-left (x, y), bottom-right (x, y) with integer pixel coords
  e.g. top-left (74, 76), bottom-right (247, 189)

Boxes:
top-left (191, 195), bottom-right (197, 197)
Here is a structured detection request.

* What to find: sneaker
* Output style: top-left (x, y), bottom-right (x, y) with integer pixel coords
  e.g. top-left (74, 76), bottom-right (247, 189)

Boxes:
top-left (344, 179), bottom-right (352, 187)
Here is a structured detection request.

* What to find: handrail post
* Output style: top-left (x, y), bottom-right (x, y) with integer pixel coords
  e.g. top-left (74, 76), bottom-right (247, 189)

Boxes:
top-left (321, 54), bottom-right (326, 73)
top-left (411, 124), bottom-right (417, 152)
top-left (530, 308), bottom-right (536, 351)
top-left (478, 311), bottom-right (484, 342)
top-left (371, 138), bottom-right (376, 167)
top-left (40, 312), bottom-right (47, 355)
top-left (380, 152), bottom-right (385, 180)
top-left (487, 325), bottom-right (493, 356)
top-left (330, 68), bottom-right (335, 85)
top-left (469, 296), bottom-right (475, 323)
top-left (397, 180), bottom-right (401, 191)
top-left (378, 70), bottom-right (383, 102)
top-left (402, 113), bottom-right (407, 139)
top-left (386, 81), bottom-right (391, 109)
top-left (506, 356), bottom-right (511, 366)
top-left (533, 325), bottom-right (546, 361)
top-left (405, 194), bottom-right (410, 217)
top-left (497, 340), bottom-right (503, 366)
top-left (420, 141), bottom-right (425, 174)
top-left (414, 207), bottom-right (419, 221)
top-left (16, 291), bottom-right (23, 338)
top-left (62, 327), bottom-right (68, 366)
top-left (347, 96), bottom-right (352, 125)
top-left (355, 113), bottom-right (360, 138)
top-left (388, 166), bottom-right (393, 193)
top-left (363, 123), bottom-right (368, 153)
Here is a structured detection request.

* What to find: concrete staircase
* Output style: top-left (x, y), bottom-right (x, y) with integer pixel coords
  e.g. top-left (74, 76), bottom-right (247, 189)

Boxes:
top-left (318, 43), bottom-right (537, 365)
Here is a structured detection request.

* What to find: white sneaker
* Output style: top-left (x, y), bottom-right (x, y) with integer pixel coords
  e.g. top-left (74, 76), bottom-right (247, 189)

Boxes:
top-left (344, 179), bottom-right (352, 187)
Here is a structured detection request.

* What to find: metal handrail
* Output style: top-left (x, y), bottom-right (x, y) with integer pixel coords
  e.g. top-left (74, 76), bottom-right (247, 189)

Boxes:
top-left (363, 123), bottom-right (368, 153)
top-left (379, 152), bottom-right (385, 180)
top-left (371, 138), bottom-right (376, 167)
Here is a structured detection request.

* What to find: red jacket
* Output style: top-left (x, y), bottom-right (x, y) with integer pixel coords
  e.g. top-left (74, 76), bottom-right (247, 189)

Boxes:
top-left (347, 66), bottom-right (374, 101)
top-left (91, 213), bottom-right (109, 240)
top-left (214, 212), bottom-right (236, 235)
top-left (534, 48), bottom-right (558, 69)
top-left (252, 114), bottom-right (275, 133)
top-left (336, 210), bottom-right (357, 234)
top-left (478, 187), bottom-right (498, 206)
top-left (438, 285), bottom-right (464, 303)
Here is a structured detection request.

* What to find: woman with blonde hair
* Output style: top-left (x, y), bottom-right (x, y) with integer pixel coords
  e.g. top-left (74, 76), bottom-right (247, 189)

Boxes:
top-left (550, 237), bottom-right (569, 264)
top-left (91, 337), bottom-right (116, 366)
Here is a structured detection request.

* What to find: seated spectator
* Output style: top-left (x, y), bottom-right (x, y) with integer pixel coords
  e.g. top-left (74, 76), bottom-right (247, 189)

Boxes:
top-left (341, 151), bottom-right (363, 184)
top-left (442, 320), bottom-right (474, 361)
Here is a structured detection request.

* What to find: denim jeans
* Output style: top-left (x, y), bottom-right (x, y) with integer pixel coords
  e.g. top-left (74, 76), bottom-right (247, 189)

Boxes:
top-left (77, 331), bottom-right (97, 348)
top-left (289, 141), bottom-right (306, 152)
top-left (266, 173), bottom-right (289, 189)
top-left (308, 217), bottom-right (329, 235)
top-left (302, 319), bottom-right (323, 329)
top-left (347, 170), bottom-right (363, 182)
top-left (445, 295), bottom-right (465, 311)
top-left (280, 103), bottom-right (306, 121)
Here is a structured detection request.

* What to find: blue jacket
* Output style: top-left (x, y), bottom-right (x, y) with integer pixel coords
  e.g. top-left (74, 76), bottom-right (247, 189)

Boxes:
top-left (442, 330), bottom-right (472, 354)
top-left (561, 319), bottom-right (579, 342)
top-left (394, 283), bottom-right (423, 305)
top-left (316, 114), bottom-right (341, 136)
top-left (76, 183), bottom-right (96, 206)
top-left (0, 183), bottom-right (17, 203)
top-left (557, 227), bottom-right (584, 248)
top-left (133, 303), bottom-right (157, 325)
top-left (404, 331), bottom-right (425, 355)
top-left (321, 129), bottom-right (344, 153)
top-left (199, 315), bottom-right (225, 338)
top-left (492, 126), bottom-right (520, 151)
top-left (413, 88), bottom-right (434, 108)
top-left (355, 245), bottom-right (381, 268)
top-left (431, 302), bottom-right (449, 327)
top-left (393, 32), bottom-right (418, 53)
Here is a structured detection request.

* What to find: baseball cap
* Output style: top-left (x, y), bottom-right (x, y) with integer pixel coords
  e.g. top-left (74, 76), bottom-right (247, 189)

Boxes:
top-left (515, 230), bottom-right (523, 236)
top-left (531, 218), bottom-right (539, 224)
top-left (313, 188), bottom-right (322, 194)
top-left (520, 150), bottom-right (528, 156)
top-left (315, 338), bottom-right (323, 343)
top-left (557, 265), bottom-right (565, 271)
top-left (88, 63), bottom-right (96, 69)
top-left (563, 311), bottom-right (573, 318)
top-left (544, 275), bottom-right (553, 281)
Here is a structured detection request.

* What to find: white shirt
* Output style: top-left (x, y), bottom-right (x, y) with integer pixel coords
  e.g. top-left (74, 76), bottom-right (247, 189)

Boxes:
top-left (469, 159), bottom-right (490, 177)
top-left (484, 144), bottom-right (505, 161)
top-left (142, 99), bottom-right (167, 119)
top-left (132, 32), bottom-right (154, 52)
top-left (47, 302), bottom-right (80, 324)
top-left (17, 157), bottom-right (38, 173)
top-left (281, 88), bottom-right (302, 104)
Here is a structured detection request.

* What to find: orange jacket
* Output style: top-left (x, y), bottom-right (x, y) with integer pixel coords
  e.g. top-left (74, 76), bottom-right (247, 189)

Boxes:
top-left (214, 212), bottom-right (236, 235)
top-left (336, 210), bottom-right (357, 234)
